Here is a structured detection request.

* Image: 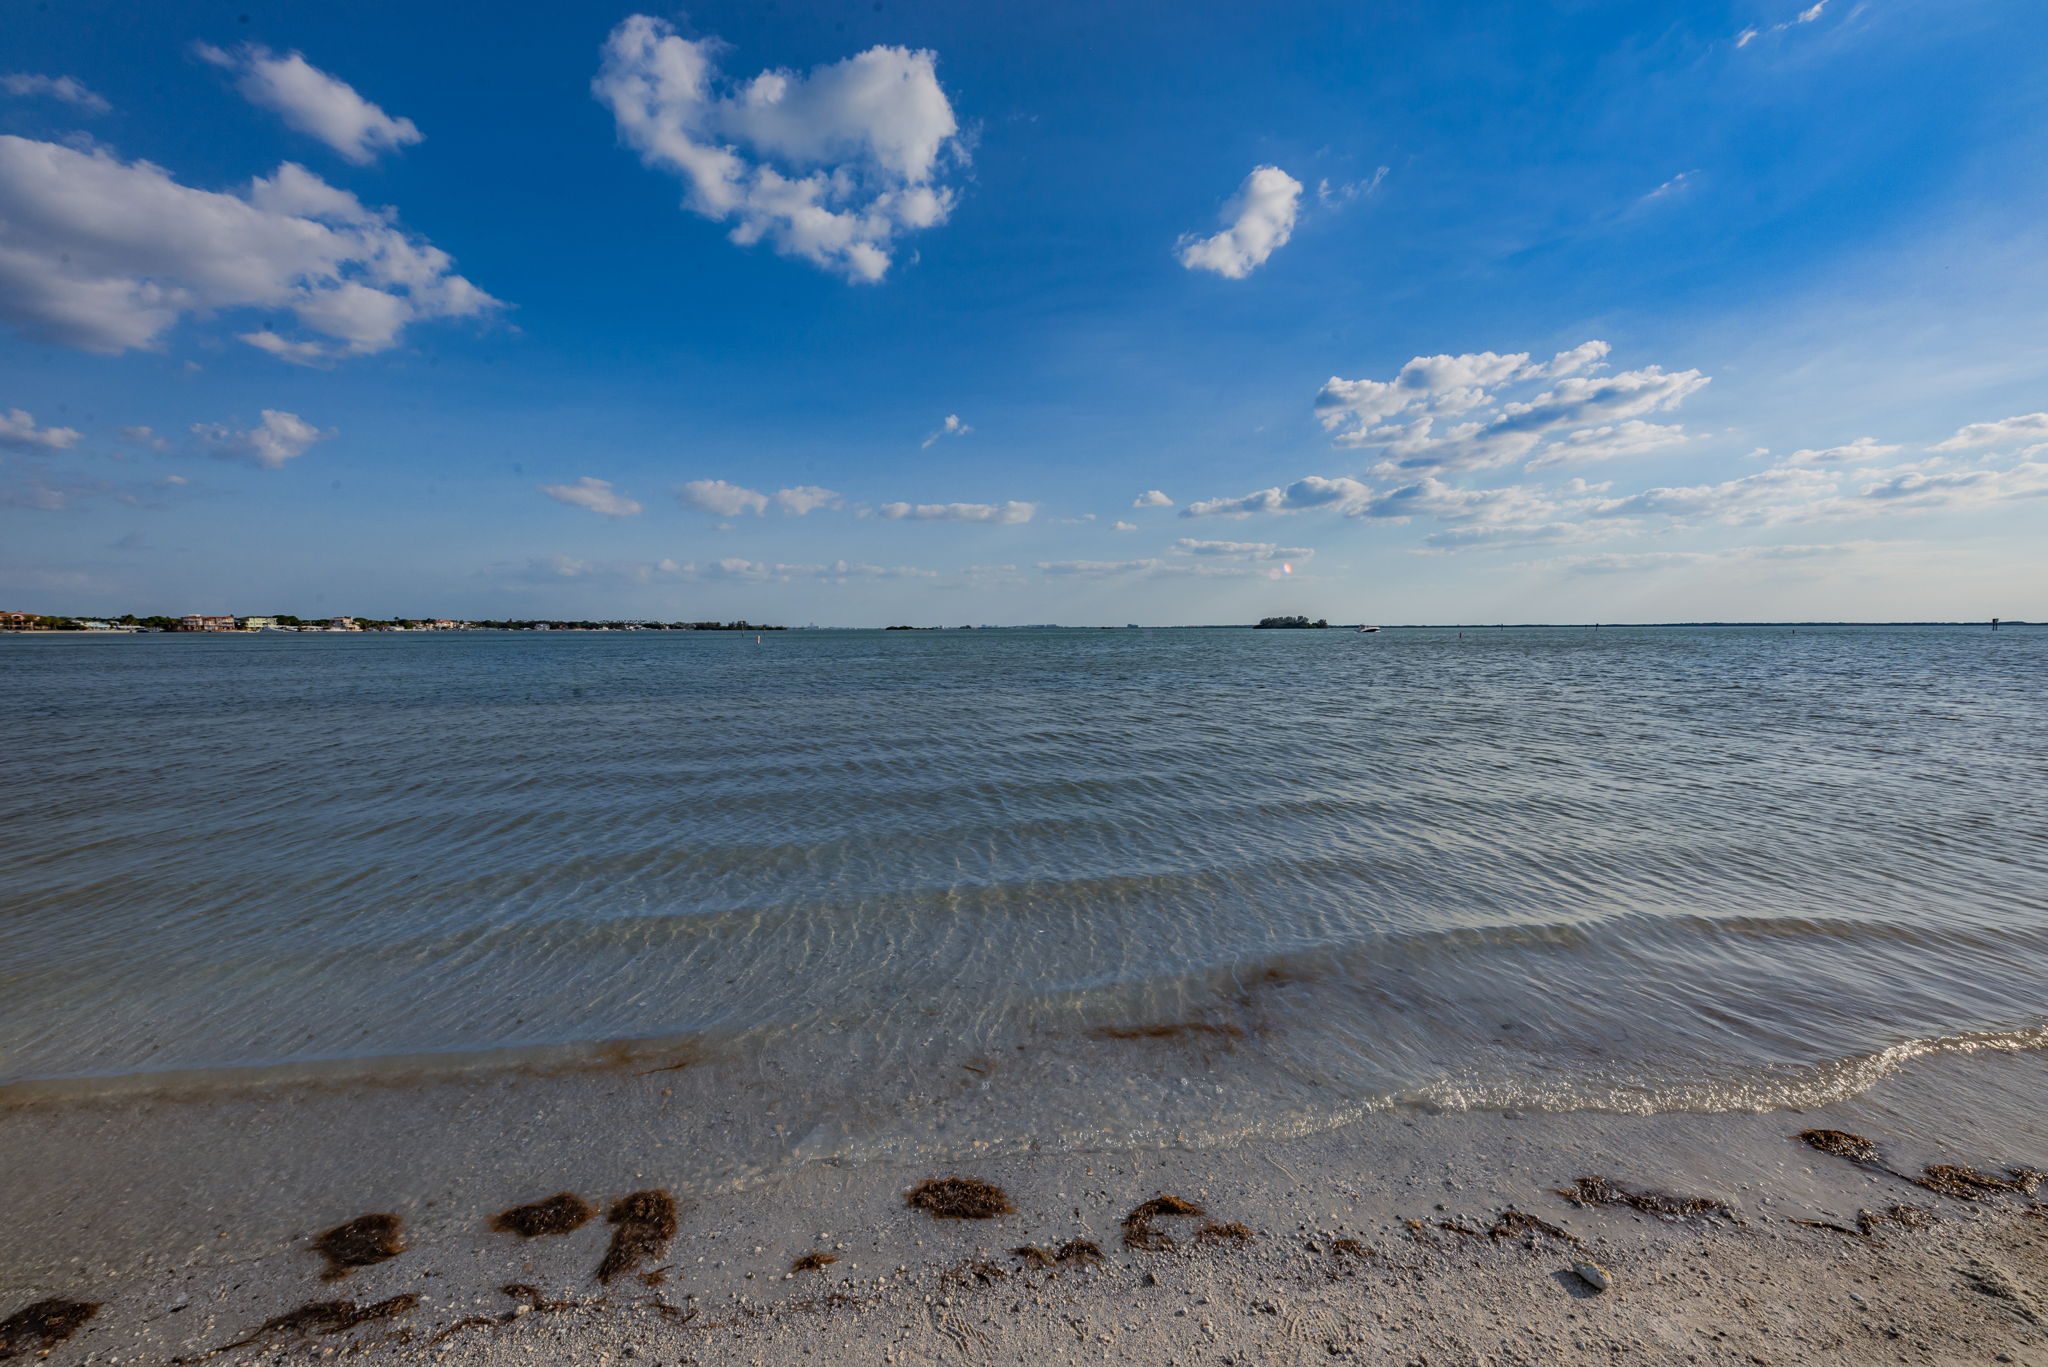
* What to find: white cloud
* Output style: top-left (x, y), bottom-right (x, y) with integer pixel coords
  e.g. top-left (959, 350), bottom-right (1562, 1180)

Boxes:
top-left (0, 472), bottom-right (187, 511)
top-left (1642, 171), bottom-right (1694, 202)
top-left (540, 476), bottom-right (642, 517)
top-left (1738, 1), bottom-right (1829, 46)
top-left (1036, 557), bottom-right (1277, 579)
top-left (921, 414), bottom-right (970, 448)
top-left (876, 499), bottom-right (1035, 524)
top-left (196, 45), bottom-right (421, 164)
top-left (1132, 489), bottom-right (1174, 509)
top-left (1782, 436), bottom-right (1901, 465)
top-left (191, 409), bottom-right (330, 469)
top-left (1112, 520), bottom-right (1137, 531)
top-left (1844, 458), bottom-right (2048, 513)
top-left (773, 484), bottom-right (841, 514)
top-left (0, 407), bottom-right (81, 451)
top-left (520, 554), bottom-right (936, 584)
top-left (1171, 538), bottom-right (1311, 561)
top-left (678, 478), bottom-right (770, 516)
top-left (1418, 521), bottom-right (1609, 554)
top-left (1176, 166), bottom-right (1303, 279)
top-left (1591, 466), bottom-right (1834, 522)
top-left (1532, 541), bottom-right (1885, 576)
top-left (1524, 420), bottom-right (1689, 469)
top-left (1317, 341), bottom-right (1706, 474)
top-left (1, 74), bottom-right (110, 114)
top-left (1930, 413), bottom-right (2048, 451)
top-left (1182, 475), bottom-right (1374, 518)
top-left (594, 16), bottom-right (964, 283)
top-left (117, 425), bottom-right (167, 451)
top-left (1317, 168), bottom-right (1387, 206)
top-left (0, 138), bottom-right (495, 356)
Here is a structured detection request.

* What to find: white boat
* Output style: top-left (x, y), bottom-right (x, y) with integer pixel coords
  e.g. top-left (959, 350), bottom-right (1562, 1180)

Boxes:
top-left (1357, 624), bottom-right (1380, 632)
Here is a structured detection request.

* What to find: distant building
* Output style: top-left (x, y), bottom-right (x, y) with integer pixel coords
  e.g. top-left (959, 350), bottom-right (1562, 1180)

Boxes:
top-left (328, 617), bottom-right (360, 631)
top-left (432, 619), bottom-right (460, 630)
top-left (78, 621), bottom-right (117, 631)
top-left (1, 611), bottom-right (36, 630)
top-left (179, 614), bottom-right (237, 632)
top-left (241, 616), bottom-right (280, 630)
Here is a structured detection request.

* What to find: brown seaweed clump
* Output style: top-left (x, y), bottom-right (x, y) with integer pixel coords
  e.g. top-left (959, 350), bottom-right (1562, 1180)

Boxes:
top-left (905, 1178), bottom-right (1015, 1220)
top-left (1328, 1237), bottom-right (1371, 1259)
top-left (0, 1299), bottom-right (100, 1360)
top-left (1554, 1177), bottom-right (1734, 1220)
top-left (1797, 1129), bottom-right (1882, 1164)
top-left (790, 1252), bottom-right (839, 1273)
top-left (313, 1214), bottom-right (405, 1280)
top-left (491, 1192), bottom-right (595, 1238)
top-left (596, 1190), bottom-right (678, 1283)
top-left (1196, 1221), bottom-right (1255, 1244)
top-left (222, 1295), bottom-right (419, 1350)
top-left (1012, 1239), bottom-right (1102, 1269)
top-left (1912, 1165), bottom-right (2047, 1200)
top-left (1121, 1194), bottom-right (1207, 1250)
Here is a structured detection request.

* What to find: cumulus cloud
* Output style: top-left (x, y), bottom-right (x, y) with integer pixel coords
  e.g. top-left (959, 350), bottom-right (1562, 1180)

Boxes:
top-left (1845, 458), bottom-right (2048, 513)
top-left (1177, 165), bottom-right (1303, 279)
top-left (1132, 489), bottom-right (1174, 509)
top-left (1524, 420), bottom-right (1689, 469)
top-left (0, 407), bottom-right (81, 451)
top-left (1182, 475), bottom-right (1373, 518)
top-left (921, 414), bottom-right (970, 448)
top-left (540, 476), bottom-right (642, 517)
top-left (1930, 413), bottom-right (2048, 451)
top-left (1112, 520), bottom-right (1137, 531)
top-left (0, 138), bottom-right (495, 357)
top-left (191, 409), bottom-right (330, 469)
top-left (678, 478), bottom-right (770, 517)
top-left (1171, 538), bottom-right (1312, 561)
top-left (1590, 466), bottom-right (1834, 522)
top-left (196, 44), bottom-right (421, 164)
top-left (876, 499), bottom-right (1035, 524)
top-left (593, 15), bottom-right (964, 282)
top-left (1, 74), bottom-right (109, 113)
top-left (773, 484), bottom-right (841, 514)
top-left (1314, 340), bottom-right (1706, 473)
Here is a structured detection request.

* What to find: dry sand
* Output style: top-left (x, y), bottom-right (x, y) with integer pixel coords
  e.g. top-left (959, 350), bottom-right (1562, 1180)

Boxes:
top-left (3, 1042), bottom-right (2045, 1366)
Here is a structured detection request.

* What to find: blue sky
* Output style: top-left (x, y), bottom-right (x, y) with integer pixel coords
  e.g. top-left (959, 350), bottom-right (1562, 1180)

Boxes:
top-left (3, 0), bottom-right (2044, 624)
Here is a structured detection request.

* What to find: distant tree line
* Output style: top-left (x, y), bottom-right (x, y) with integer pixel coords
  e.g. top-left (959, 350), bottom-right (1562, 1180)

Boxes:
top-left (1254, 615), bottom-right (1329, 629)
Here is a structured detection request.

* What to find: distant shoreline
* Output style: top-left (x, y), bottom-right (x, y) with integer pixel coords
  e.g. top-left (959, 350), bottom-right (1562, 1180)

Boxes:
top-left (2, 619), bottom-right (2035, 637)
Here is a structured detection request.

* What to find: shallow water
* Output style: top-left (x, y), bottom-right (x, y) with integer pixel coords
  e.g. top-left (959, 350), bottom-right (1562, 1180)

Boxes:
top-left (4, 625), bottom-right (2045, 1151)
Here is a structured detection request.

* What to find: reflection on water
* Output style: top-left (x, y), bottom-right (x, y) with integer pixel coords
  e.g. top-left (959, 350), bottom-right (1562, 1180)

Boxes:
top-left (3, 625), bottom-right (2045, 1147)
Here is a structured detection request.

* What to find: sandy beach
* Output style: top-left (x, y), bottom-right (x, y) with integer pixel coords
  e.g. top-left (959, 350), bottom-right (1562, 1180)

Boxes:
top-left (4, 1034), bottom-right (2044, 1366)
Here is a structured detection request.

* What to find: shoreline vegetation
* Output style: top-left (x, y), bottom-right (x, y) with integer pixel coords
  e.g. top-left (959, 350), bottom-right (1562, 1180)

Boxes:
top-left (3, 616), bottom-right (2032, 635)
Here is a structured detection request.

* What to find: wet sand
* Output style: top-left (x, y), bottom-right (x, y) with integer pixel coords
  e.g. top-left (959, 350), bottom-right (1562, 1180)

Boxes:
top-left (2, 1044), bottom-right (2045, 1366)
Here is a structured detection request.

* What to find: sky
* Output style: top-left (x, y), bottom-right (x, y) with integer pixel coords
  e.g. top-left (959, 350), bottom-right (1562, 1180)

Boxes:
top-left (2, 0), bottom-right (2044, 625)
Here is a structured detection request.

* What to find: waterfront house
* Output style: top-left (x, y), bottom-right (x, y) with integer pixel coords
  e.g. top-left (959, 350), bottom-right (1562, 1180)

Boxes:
top-left (327, 617), bottom-right (360, 631)
top-left (178, 614), bottom-right (237, 632)
top-left (240, 616), bottom-right (280, 630)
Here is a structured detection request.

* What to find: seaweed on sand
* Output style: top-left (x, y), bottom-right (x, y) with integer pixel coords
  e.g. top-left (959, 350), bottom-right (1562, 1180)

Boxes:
top-left (905, 1178), bottom-right (1014, 1220)
top-left (1012, 1239), bottom-right (1103, 1269)
top-left (1196, 1221), bottom-right (1255, 1244)
top-left (0, 1299), bottom-right (99, 1360)
top-left (596, 1191), bottom-right (678, 1283)
top-left (492, 1192), bottom-right (594, 1238)
top-left (1121, 1195), bottom-right (1206, 1251)
top-left (313, 1214), bottom-right (405, 1279)
top-left (1912, 1165), bottom-right (2047, 1200)
top-left (790, 1252), bottom-right (839, 1273)
top-left (220, 1295), bottom-right (419, 1350)
top-left (1553, 1177), bottom-right (1734, 1220)
top-left (1797, 1129), bottom-right (1883, 1165)
top-left (1439, 1209), bottom-right (1580, 1244)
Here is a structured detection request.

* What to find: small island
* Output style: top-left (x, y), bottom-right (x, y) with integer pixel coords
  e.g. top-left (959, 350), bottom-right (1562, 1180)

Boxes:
top-left (1254, 615), bottom-right (1329, 629)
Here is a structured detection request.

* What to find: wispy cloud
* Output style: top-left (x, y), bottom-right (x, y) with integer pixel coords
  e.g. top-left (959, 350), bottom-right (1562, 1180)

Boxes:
top-left (191, 410), bottom-right (329, 469)
top-left (540, 476), bottom-right (642, 517)
top-left (1, 73), bottom-right (109, 114)
top-left (921, 414), bottom-right (971, 448)
top-left (876, 499), bottom-right (1036, 524)
top-left (196, 44), bottom-right (421, 164)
